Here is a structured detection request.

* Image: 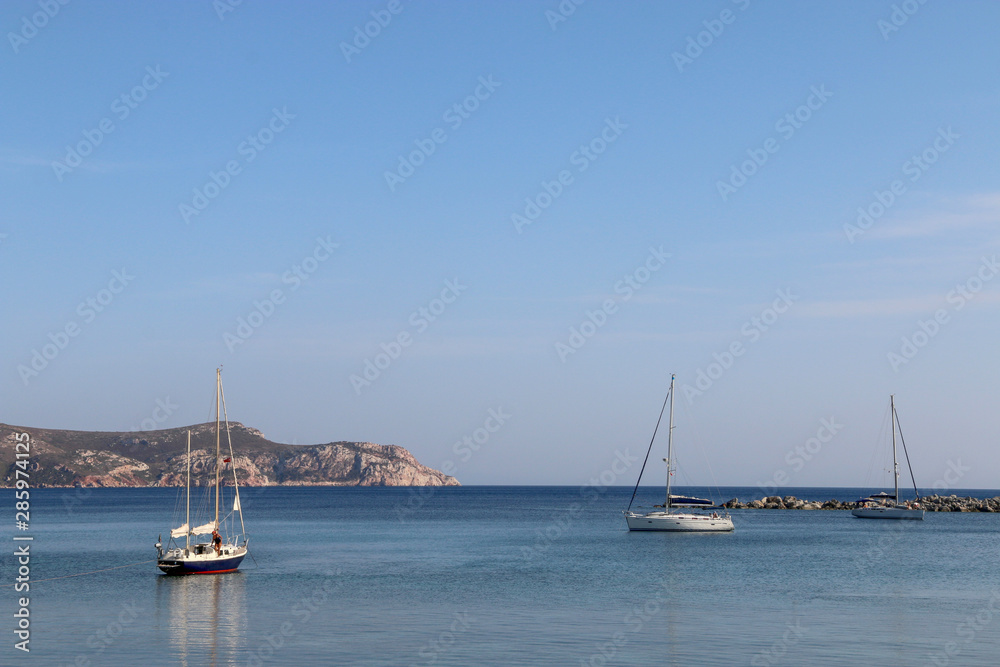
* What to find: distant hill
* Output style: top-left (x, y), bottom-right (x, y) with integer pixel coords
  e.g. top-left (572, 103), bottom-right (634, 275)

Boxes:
top-left (0, 422), bottom-right (459, 488)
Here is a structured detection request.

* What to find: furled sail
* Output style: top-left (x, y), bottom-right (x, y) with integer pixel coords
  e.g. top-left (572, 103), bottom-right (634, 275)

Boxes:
top-left (170, 524), bottom-right (189, 539)
top-left (191, 521), bottom-right (217, 535)
top-left (233, 493), bottom-right (241, 512)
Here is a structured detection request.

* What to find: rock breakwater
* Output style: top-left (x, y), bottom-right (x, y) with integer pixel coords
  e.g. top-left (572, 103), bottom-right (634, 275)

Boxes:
top-left (721, 495), bottom-right (1000, 512)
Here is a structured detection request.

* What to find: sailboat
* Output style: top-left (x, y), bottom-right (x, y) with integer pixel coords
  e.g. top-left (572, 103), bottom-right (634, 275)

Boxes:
top-left (156, 369), bottom-right (250, 574)
top-left (623, 374), bottom-right (734, 532)
top-left (851, 394), bottom-right (924, 520)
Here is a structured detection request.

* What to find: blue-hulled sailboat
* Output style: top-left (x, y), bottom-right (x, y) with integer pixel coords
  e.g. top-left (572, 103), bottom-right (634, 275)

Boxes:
top-left (156, 369), bottom-right (249, 574)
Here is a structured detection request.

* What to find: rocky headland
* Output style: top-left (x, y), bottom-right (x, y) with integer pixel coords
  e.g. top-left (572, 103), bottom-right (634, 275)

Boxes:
top-left (721, 495), bottom-right (1000, 512)
top-left (1, 422), bottom-right (459, 488)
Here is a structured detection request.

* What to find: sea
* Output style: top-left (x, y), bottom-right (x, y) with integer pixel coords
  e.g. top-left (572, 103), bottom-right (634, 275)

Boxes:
top-left (6, 485), bottom-right (1000, 666)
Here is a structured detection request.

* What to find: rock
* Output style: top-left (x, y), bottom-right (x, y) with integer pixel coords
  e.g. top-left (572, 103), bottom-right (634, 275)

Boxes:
top-left (720, 493), bottom-right (1000, 512)
top-left (0, 422), bottom-right (459, 488)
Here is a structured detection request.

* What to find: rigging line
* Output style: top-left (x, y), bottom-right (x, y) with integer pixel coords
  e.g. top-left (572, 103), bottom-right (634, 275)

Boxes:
top-left (17, 559), bottom-right (158, 585)
top-left (219, 375), bottom-right (246, 537)
top-left (892, 403), bottom-right (920, 499)
top-left (626, 379), bottom-right (672, 514)
top-left (203, 381), bottom-right (217, 427)
top-left (862, 402), bottom-right (891, 493)
top-left (677, 392), bottom-right (725, 505)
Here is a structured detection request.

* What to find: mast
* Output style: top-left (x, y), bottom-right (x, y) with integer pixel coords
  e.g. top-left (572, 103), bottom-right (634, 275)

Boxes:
top-left (185, 430), bottom-right (191, 551)
top-left (664, 374), bottom-right (675, 511)
top-left (891, 394), bottom-right (899, 507)
top-left (214, 368), bottom-right (221, 530)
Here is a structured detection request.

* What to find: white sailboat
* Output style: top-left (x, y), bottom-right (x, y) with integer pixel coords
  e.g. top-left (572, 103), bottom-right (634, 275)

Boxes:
top-left (156, 369), bottom-right (250, 573)
top-left (852, 395), bottom-right (924, 521)
top-left (624, 374), bottom-right (734, 532)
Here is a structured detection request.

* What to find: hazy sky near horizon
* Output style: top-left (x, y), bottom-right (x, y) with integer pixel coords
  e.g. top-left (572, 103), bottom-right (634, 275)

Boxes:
top-left (3, 1), bottom-right (999, 488)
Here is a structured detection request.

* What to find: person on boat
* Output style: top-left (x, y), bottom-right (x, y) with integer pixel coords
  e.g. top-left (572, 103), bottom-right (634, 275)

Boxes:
top-left (212, 529), bottom-right (222, 556)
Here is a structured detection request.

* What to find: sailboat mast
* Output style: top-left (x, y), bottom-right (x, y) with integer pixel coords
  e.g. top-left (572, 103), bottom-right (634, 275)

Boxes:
top-left (891, 394), bottom-right (899, 507)
top-left (215, 368), bottom-right (221, 529)
top-left (664, 374), bottom-right (675, 511)
top-left (185, 430), bottom-right (191, 551)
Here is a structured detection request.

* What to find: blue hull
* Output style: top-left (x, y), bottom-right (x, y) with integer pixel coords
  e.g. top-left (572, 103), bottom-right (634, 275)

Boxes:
top-left (157, 553), bottom-right (246, 575)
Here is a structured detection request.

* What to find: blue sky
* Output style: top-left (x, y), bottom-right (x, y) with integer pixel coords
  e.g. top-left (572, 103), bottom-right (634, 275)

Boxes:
top-left (3, 1), bottom-right (999, 488)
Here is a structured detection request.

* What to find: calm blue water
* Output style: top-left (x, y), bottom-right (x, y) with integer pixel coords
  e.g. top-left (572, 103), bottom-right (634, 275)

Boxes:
top-left (6, 486), bottom-right (1000, 666)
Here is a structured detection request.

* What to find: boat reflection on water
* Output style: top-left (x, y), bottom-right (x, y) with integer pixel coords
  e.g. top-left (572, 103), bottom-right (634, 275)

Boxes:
top-left (156, 572), bottom-right (247, 666)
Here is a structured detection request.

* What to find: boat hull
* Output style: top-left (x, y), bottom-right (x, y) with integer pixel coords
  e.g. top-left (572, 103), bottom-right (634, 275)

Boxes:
top-left (157, 546), bottom-right (247, 575)
top-left (625, 511), bottom-right (734, 532)
top-left (851, 506), bottom-right (924, 520)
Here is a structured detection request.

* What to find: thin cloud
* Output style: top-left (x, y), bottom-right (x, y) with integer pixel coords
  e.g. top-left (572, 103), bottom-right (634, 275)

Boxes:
top-left (801, 292), bottom-right (1000, 318)
top-left (0, 149), bottom-right (165, 174)
top-left (798, 296), bottom-right (945, 318)
top-left (870, 192), bottom-right (1000, 239)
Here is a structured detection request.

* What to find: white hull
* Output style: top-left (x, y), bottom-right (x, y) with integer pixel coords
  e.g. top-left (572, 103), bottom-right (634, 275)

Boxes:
top-left (625, 511), bottom-right (734, 532)
top-left (851, 506), bottom-right (924, 520)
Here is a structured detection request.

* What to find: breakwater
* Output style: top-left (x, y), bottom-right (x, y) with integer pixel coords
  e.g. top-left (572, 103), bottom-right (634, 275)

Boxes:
top-left (721, 494), bottom-right (1000, 512)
